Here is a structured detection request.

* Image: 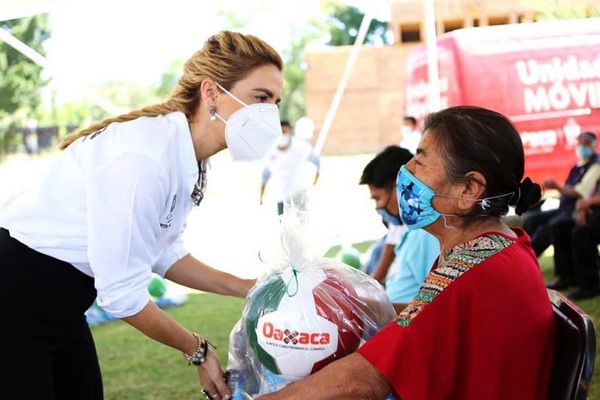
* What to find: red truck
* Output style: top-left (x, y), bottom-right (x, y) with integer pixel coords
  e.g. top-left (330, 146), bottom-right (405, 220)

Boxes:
top-left (404, 17), bottom-right (600, 184)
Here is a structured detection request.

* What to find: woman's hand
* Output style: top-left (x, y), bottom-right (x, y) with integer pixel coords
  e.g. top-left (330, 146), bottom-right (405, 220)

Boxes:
top-left (122, 303), bottom-right (231, 398)
top-left (197, 348), bottom-right (230, 399)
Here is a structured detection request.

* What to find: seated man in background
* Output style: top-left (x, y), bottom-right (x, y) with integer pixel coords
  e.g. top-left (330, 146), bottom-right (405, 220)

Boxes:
top-left (522, 131), bottom-right (600, 289)
top-left (551, 180), bottom-right (600, 300)
top-left (359, 146), bottom-right (439, 312)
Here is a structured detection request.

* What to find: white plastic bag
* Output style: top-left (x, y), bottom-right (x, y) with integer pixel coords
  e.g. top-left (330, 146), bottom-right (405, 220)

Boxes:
top-left (226, 210), bottom-right (395, 397)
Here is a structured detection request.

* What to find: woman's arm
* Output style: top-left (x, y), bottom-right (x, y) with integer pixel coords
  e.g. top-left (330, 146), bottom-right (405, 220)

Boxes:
top-left (122, 300), bottom-right (230, 398)
top-left (165, 254), bottom-right (255, 298)
top-left (256, 353), bottom-right (391, 400)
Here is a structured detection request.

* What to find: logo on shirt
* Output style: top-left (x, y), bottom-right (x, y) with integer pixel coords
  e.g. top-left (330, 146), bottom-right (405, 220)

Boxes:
top-left (159, 194), bottom-right (177, 230)
top-left (82, 126), bottom-right (107, 143)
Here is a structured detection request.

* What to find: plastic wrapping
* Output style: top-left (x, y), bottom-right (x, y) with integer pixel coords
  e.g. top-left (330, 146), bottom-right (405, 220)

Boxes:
top-left (227, 210), bottom-right (396, 398)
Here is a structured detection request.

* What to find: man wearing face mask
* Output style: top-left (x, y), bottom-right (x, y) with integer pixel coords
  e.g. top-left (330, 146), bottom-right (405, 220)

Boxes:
top-left (399, 116), bottom-right (420, 154)
top-left (260, 120), bottom-right (321, 215)
top-left (360, 146), bottom-right (439, 312)
top-left (522, 131), bottom-right (600, 290)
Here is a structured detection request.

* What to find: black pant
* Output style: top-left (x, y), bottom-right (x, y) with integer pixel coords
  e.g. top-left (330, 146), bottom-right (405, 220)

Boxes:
top-left (571, 215), bottom-right (600, 290)
top-left (522, 209), bottom-right (567, 257)
top-left (550, 218), bottom-right (577, 283)
top-left (0, 228), bottom-right (103, 400)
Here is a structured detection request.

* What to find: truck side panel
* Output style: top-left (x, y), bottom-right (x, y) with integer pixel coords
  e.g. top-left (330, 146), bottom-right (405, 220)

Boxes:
top-left (405, 18), bottom-right (600, 184)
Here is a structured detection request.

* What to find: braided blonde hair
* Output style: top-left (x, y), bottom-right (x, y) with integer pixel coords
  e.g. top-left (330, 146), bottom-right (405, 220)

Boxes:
top-left (59, 31), bottom-right (284, 149)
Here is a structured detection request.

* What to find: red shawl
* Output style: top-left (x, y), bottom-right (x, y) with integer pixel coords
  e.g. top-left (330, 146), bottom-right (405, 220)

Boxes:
top-left (358, 229), bottom-right (555, 399)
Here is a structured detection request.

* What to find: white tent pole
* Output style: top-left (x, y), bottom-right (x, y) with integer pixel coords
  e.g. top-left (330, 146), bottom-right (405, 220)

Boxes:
top-left (0, 26), bottom-right (122, 115)
top-left (424, 0), bottom-right (441, 112)
top-left (0, 27), bottom-right (49, 67)
top-left (314, 13), bottom-right (373, 155)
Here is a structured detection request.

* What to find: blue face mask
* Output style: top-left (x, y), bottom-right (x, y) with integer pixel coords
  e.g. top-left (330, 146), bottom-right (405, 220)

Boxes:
top-left (577, 145), bottom-right (593, 160)
top-left (397, 166), bottom-right (442, 230)
top-left (397, 165), bottom-right (516, 230)
top-left (376, 207), bottom-right (402, 226)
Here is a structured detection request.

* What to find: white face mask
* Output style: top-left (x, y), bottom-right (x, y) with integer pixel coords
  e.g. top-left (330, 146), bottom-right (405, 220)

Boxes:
top-left (278, 133), bottom-right (292, 148)
top-left (214, 83), bottom-right (282, 161)
top-left (401, 126), bottom-right (412, 135)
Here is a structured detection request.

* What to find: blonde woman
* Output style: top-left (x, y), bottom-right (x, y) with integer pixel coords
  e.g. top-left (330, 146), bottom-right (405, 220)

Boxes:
top-left (0, 31), bottom-right (283, 400)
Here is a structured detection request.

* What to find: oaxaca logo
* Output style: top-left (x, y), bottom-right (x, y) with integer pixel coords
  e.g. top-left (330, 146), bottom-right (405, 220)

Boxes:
top-left (245, 267), bottom-right (362, 381)
top-left (261, 321), bottom-right (331, 345)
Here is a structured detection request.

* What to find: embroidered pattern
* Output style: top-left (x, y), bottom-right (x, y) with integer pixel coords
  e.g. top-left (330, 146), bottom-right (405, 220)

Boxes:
top-left (395, 234), bottom-right (513, 327)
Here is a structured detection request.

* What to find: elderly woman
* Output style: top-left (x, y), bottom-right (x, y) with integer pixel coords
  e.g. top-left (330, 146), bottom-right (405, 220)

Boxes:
top-left (258, 106), bottom-right (555, 400)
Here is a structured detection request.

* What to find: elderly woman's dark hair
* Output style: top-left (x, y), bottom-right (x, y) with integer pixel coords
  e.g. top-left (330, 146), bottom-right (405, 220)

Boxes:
top-left (422, 106), bottom-right (541, 222)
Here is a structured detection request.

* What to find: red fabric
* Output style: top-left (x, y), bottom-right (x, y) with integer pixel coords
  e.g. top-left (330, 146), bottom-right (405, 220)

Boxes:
top-left (358, 229), bottom-right (555, 400)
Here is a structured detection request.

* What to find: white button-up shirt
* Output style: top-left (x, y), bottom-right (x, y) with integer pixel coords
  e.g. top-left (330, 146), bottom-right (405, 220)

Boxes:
top-left (0, 112), bottom-right (199, 318)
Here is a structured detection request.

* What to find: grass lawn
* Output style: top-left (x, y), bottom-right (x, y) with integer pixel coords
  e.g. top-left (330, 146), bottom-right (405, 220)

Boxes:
top-left (93, 293), bottom-right (245, 400)
top-left (93, 249), bottom-right (600, 399)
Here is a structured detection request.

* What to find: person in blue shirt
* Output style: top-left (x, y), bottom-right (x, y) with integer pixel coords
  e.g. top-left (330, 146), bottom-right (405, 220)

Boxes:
top-left (360, 146), bottom-right (439, 312)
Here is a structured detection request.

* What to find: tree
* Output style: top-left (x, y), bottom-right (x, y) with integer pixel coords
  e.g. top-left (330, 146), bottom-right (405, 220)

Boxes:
top-left (150, 10), bottom-right (325, 126)
top-left (279, 2), bottom-right (394, 123)
top-left (0, 15), bottom-right (50, 117)
top-left (326, 4), bottom-right (391, 46)
top-left (94, 80), bottom-right (163, 111)
top-left (155, 59), bottom-right (184, 100)
top-left (526, 0), bottom-right (600, 19)
top-left (279, 20), bottom-right (324, 124)
top-left (0, 15), bottom-right (50, 154)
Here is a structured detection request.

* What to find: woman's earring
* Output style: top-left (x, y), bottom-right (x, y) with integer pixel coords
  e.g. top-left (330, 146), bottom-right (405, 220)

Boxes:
top-left (209, 106), bottom-right (217, 122)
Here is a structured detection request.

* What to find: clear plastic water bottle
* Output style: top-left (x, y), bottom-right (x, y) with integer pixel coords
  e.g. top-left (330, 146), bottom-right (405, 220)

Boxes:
top-left (226, 369), bottom-right (246, 400)
top-left (227, 319), bottom-right (258, 397)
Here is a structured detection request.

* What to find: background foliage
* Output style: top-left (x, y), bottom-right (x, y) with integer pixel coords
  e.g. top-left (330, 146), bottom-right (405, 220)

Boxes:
top-left (325, 4), bottom-right (391, 46)
top-left (0, 15), bottom-right (49, 155)
top-left (1, 2), bottom-right (599, 156)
